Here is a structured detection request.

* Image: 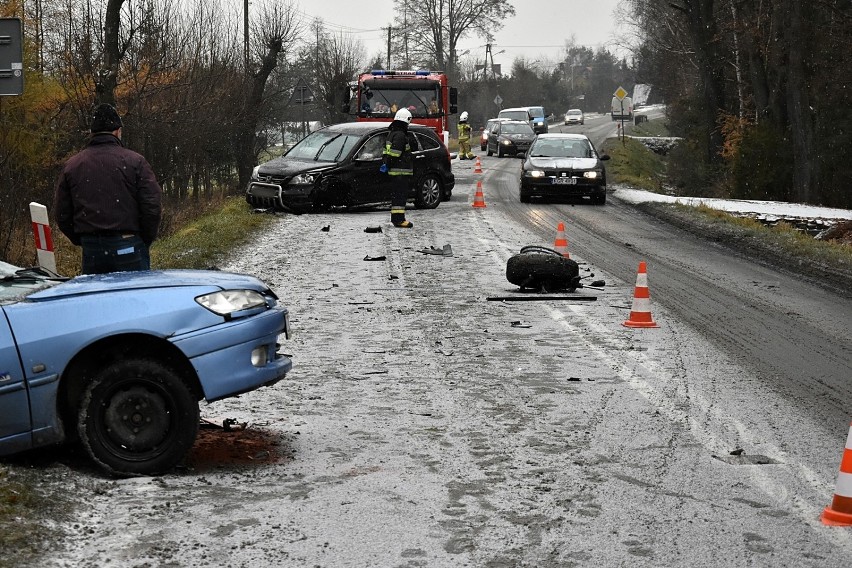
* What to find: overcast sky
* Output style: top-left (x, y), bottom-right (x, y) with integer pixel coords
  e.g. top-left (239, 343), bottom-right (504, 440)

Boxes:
top-left (294, 0), bottom-right (625, 70)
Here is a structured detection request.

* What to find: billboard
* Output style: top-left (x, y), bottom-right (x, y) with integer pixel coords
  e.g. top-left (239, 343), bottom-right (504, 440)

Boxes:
top-left (0, 18), bottom-right (24, 96)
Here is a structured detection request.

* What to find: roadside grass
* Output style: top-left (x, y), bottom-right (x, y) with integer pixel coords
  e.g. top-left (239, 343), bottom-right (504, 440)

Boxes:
top-left (151, 196), bottom-right (276, 270)
top-left (627, 118), bottom-right (670, 138)
top-left (687, 203), bottom-right (852, 267)
top-left (52, 196), bottom-right (276, 276)
top-left (601, 136), bottom-right (667, 192)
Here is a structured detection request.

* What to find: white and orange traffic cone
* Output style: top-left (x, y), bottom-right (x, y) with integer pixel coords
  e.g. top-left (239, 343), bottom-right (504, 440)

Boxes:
top-left (822, 422), bottom-right (852, 526)
top-left (623, 261), bottom-right (659, 328)
top-left (553, 222), bottom-right (569, 258)
top-left (472, 180), bottom-right (486, 208)
top-left (474, 157), bottom-right (483, 174)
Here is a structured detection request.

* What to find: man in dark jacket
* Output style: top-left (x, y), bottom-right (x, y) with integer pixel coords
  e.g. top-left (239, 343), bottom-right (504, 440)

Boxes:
top-left (382, 108), bottom-right (414, 228)
top-left (54, 103), bottom-right (162, 274)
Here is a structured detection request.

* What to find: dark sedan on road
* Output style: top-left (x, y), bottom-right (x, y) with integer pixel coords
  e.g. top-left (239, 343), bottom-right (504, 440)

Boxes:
top-left (519, 133), bottom-right (610, 204)
top-left (480, 117), bottom-right (510, 151)
top-left (246, 122), bottom-right (455, 213)
top-left (485, 120), bottom-right (536, 158)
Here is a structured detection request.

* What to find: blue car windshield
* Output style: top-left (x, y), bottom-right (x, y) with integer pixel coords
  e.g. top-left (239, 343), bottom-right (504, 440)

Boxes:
top-left (285, 131), bottom-right (360, 162)
top-left (0, 261), bottom-right (59, 301)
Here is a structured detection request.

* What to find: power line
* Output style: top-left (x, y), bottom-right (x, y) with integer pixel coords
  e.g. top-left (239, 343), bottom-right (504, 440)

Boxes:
top-left (294, 10), bottom-right (385, 35)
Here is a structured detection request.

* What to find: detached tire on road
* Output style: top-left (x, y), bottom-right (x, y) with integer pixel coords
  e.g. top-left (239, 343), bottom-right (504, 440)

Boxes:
top-left (78, 359), bottom-right (200, 476)
top-left (506, 246), bottom-right (581, 292)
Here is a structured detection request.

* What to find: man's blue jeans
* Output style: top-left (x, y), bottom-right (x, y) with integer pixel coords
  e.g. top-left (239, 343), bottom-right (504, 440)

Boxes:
top-left (80, 234), bottom-right (150, 274)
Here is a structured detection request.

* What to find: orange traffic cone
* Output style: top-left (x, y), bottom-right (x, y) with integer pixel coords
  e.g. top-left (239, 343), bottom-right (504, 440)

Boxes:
top-left (822, 422), bottom-right (852, 526)
top-left (472, 180), bottom-right (486, 208)
top-left (623, 261), bottom-right (659, 328)
top-left (474, 157), bottom-right (483, 174)
top-left (553, 222), bottom-right (569, 258)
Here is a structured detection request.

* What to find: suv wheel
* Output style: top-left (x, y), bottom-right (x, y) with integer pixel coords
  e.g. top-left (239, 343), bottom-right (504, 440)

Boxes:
top-left (414, 174), bottom-right (442, 209)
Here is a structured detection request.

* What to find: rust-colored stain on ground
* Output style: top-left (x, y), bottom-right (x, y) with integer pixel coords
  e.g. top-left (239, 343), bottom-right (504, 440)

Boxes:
top-left (185, 423), bottom-right (290, 472)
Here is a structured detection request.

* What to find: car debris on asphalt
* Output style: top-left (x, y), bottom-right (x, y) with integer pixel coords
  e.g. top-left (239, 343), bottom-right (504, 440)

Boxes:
top-left (419, 244), bottom-right (453, 256)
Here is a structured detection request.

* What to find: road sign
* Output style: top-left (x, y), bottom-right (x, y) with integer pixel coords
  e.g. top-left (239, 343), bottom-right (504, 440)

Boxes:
top-left (288, 77), bottom-right (314, 105)
top-left (0, 18), bottom-right (24, 96)
top-left (614, 86), bottom-right (628, 101)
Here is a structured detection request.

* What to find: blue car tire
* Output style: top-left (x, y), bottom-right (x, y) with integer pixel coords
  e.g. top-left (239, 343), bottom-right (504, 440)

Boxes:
top-left (78, 359), bottom-right (200, 476)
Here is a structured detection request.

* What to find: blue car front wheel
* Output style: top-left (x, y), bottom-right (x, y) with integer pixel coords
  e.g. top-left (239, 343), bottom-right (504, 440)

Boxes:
top-left (78, 359), bottom-right (199, 476)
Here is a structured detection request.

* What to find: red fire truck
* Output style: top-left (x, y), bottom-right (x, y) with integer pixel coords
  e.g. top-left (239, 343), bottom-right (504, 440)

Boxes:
top-left (345, 70), bottom-right (458, 145)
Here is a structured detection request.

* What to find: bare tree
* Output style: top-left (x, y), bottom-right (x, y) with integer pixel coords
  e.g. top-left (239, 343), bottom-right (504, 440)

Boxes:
top-left (96, 0), bottom-right (127, 105)
top-left (312, 26), bottom-right (366, 125)
top-left (391, 0), bottom-right (515, 80)
top-left (235, 0), bottom-right (302, 188)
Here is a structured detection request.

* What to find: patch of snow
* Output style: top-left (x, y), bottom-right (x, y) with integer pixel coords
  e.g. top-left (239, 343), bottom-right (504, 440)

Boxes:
top-left (613, 187), bottom-right (852, 221)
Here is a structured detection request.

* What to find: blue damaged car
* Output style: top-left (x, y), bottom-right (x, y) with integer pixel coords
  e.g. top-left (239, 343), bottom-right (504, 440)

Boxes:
top-left (0, 261), bottom-right (292, 476)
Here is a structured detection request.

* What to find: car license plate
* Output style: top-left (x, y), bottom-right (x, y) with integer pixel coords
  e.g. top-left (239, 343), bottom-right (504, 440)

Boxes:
top-left (554, 177), bottom-right (576, 185)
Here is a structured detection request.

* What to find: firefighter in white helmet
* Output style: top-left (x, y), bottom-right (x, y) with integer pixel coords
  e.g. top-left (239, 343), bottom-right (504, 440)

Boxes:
top-left (457, 111), bottom-right (475, 160)
top-left (381, 108), bottom-right (414, 228)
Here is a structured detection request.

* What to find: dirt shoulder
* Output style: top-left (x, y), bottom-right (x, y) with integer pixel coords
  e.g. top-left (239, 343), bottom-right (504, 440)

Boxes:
top-left (634, 201), bottom-right (852, 299)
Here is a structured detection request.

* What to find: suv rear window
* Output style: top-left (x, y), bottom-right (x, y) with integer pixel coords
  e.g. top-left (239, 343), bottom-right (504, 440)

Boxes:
top-left (415, 132), bottom-right (440, 150)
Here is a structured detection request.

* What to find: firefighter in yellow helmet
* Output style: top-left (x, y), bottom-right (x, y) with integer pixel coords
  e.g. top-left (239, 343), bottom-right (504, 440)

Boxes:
top-left (457, 111), bottom-right (475, 160)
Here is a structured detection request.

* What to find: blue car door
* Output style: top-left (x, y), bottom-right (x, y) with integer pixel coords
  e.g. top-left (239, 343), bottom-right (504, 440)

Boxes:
top-left (0, 308), bottom-right (32, 453)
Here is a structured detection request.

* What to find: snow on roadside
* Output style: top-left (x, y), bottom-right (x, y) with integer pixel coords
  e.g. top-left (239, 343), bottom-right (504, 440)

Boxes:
top-left (614, 187), bottom-right (852, 221)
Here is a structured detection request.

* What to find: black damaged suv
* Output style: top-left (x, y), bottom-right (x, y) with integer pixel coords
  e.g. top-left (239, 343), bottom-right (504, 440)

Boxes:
top-left (246, 122), bottom-right (455, 213)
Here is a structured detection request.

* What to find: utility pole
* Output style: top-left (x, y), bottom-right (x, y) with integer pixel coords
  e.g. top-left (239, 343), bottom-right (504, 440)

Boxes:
top-left (386, 26), bottom-right (392, 69)
top-left (315, 22), bottom-right (320, 85)
top-left (482, 43), bottom-right (492, 81)
top-left (243, 0), bottom-right (249, 71)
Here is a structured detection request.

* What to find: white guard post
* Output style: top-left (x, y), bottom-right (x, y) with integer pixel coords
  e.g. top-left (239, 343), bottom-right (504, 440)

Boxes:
top-left (29, 202), bottom-right (57, 273)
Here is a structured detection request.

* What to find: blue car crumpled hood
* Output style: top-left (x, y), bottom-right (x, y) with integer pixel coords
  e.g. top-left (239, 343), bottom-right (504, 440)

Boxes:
top-left (28, 269), bottom-right (271, 301)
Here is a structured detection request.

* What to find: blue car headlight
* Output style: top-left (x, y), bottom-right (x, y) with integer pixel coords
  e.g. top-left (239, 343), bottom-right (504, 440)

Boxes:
top-left (525, 170), bottom-right (546, 178)
top-left (196, 289), bottom-right (267, 317)
top-left (583, 171), bottom-right (602, 179)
